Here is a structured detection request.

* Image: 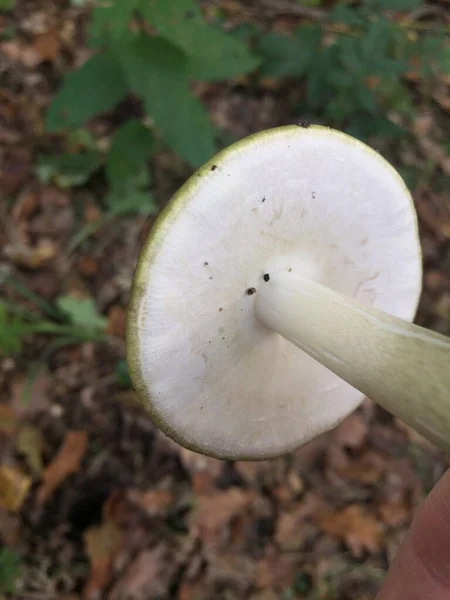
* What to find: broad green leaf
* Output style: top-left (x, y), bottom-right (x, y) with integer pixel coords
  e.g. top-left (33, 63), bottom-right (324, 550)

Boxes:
top-left (106, 186), bottom-right (158, 216)
top-left (139, 0), bottom-right (258, 78)
top-left (56, 296), bottom-right (107, 330)
top-left (36, 152), bottom-right (101, 188)
top-left (258, 26), bottom-right (322, 77)
top-left (89, 0), bottom-right (141, 47)
top-left (0, 304), bottom-right (26, 356)
top-left (361, 18), bottom-right (392, 59)
top-left (45, 53), bottom-right (128, 131)
top-left (120, 35), bottom-right (214, 166)
top-left (354, 85), bottom-right (378, 114)
top-left (115, 359), bottom-right (132, 388)
top-left (0, 548), bottom-right (21, 595)
top-left (106, 119), bottom-right (154, 189)
top-left (328, 5), bottom-right (367, 26)
top-left (338, 37), bottom-right (364, 74)
top-left (186, 47), bottom-right (260, 81)
top-left (0, 0), bottom-right (15, 9)
top-left (374, 0), bottom-right (423, 9)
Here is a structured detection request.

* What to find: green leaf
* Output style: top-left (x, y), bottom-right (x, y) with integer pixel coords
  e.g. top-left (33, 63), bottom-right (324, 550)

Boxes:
top-left (0, 304), bottom-right (26, 357)
top-left (328, 5), bottom-right (367, 27)
top-left (115, 359), bottom-right (133, 388)
top-left (89, 0), bottom-right (141, 47)
top-left (186, 46), bottom-right (260, 81)
top-left (106, 119), bottom-right (154, 189)
top-left (120, 35), bottom-right (215, 166)
top-left (361, 18), bottom-right (392, 60)
top-left (36, 152), bottom-right (101, 188)
top-left (0, 0), bottom-right (15, 9)
top-left (0, 548), bottom-right (22, 595)
top-left (106, 170), bottom-right (158, 216)
top-left (45, 53), bottom-right (128, 131)
top-left (374, 0), bottom-right (423, 9)
top-left (55, 296), bottom-right (107, 330)
top-left (259, 26), bottom-right (322, 77)
top-left (139, 0), bottom-right (259, 79)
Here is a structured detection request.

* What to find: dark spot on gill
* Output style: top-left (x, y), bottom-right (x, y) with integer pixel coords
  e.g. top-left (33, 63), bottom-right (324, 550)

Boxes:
top-left (247, 287), bottom-right (256, 295)
top-left (263, 273), bottom-right (270, 282)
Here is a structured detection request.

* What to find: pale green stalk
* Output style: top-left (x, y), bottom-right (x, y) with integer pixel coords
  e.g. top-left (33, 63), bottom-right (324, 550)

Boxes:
top-left (255, 271), bottom-right (450, 450)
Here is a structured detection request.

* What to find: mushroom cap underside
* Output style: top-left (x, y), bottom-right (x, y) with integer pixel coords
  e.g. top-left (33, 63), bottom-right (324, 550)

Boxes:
top-left (127, 126), bottom-right (422, 460)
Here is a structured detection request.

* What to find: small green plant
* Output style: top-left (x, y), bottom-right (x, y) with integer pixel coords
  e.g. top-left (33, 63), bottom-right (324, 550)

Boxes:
top-left (43, 0), bottom-right (449, 218)
top-left (258, 0), bottom-right (450, 139)
top-left (0, 548), bottom-right (22, 595)
top-left (0, 270), bottom-right (107, 361)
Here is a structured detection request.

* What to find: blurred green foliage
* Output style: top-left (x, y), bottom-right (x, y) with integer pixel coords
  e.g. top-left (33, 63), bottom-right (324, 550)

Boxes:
top-left (43, 0), bottom-right (449, 212)
top-left (0, 548), bottom-right (22, 595)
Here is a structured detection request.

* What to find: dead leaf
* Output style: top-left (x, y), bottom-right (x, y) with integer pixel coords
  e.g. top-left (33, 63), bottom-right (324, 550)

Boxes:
top-left (191, 488), bottom-right (254, 550)
top-left (333, 413), bottom-right (367, 450)
top-left (4, 238), bottom-right (57, 269)
top-left (110, 544), bottom-right (180, 600)
top-left (0, 465), bottom-right (32, 511)
top-left (106, 305), bottom-right (126, 338)
top-left (127, 488), bottom-right (175, 517)
top-left (0, 41), bottom-right (41, 68)
top-left (256, 552), bottom-right (298, 591)
top-left (17, 425), bottom-right (45, 477)
top-left (37, 431), bottom-right (88, 504)
top-left (179, 447), bottom-right (222, 494)
top-left (83, 521), bottom-right (122, 600)
top-left (318, 505), bottom-right (383, 558)
top-left (275, 492), bottom-right (324, 551)
top-left (84, 201), bottom-right (102, 223)
top-left (33, 29), bottom-right (60, 62)
top-left (378, 501), bottom-right (409, 527)
top-left (12, 191), bottom-right (39, 222)
top-left (0, 404), bottom-right (17, 436)
top-left (11, 372), bottom-right (50, 417)
top-left (209, 553), bottom-right (256, 595)
top-left (0, 150), bottom-right (31, 195)
top-left (77, 256), bottom-right (99, 277)
top-left (0, 507), bottom-right (21, 545)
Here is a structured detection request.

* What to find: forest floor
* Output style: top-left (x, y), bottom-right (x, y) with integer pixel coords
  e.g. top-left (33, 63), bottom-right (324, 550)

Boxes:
top-left (1, 1), bottom-right (449, 599)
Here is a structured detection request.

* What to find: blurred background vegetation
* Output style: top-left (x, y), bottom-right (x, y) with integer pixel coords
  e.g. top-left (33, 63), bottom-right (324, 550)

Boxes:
top-left (0, 0), bottom-right (449, 598)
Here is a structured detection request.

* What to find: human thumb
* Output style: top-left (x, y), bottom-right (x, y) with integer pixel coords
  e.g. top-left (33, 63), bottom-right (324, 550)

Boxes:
top-left (376, 468), bottom-right (450, 599)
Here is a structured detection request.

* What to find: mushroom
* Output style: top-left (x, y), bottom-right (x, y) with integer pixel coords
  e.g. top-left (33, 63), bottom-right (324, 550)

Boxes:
top-left (127, 126), bottom-right (450, 460)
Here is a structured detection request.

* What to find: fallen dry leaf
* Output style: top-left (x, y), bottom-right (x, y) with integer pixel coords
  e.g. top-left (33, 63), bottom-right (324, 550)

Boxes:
top-left (83, 520), bottom-right (122, 600)
top-left (275, 492), bottom-right (324, 551)
top-left (4, 238), bottom-right (57, 269)
top-left (106, 305), bottom-right (126, 338)
top-left (180, 447), bottom-right (222, 494)
top-left (17, 425), bottom-right (45, 477)
top-left (110, 544), bottom-right (180, 600)
top-left (37, 430), bottom-right (88, 504)
top-left (0, 41), bottom-right (41, 68)
top-left (0, 149), bottom-right (31, 195)
top-left (190, 488), bottom-right (254, 550)
top-left (33, 29), bottom-right (60, 61)
top-left (209, 553), bottom-right (256, 595)
top-left (256, 552), bottom-right (298, 591)
top-left (0, 507), bottom-right (21, 545)
top-left (0, 404), bottom-right (17, 436)
top-left (318, 505), bottom-right (384, 558)
top-left (11, 372), bottom-right (51, 417)
top-left (127, 488), bottom-right (175, 517)
top-left (378, 501), bottom-right (409, 528)
top-left (0, 465), bottom-right (32, 511)
top-left (333, 413), bottom-right (367, 450)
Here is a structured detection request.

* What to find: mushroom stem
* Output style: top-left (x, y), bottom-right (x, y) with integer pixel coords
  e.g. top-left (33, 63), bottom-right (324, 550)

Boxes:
top-left (255, 271), bottom-right (450, 450)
